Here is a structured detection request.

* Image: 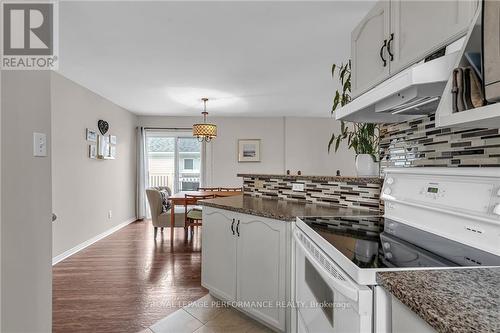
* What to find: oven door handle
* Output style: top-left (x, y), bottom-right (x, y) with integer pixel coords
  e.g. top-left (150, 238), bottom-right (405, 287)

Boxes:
top-left (294, 232), bottom-right (359, 302)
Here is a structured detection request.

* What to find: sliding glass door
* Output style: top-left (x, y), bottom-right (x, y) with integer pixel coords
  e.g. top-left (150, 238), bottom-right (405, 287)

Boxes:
top-left (145, 130), bottom-right (202, 193)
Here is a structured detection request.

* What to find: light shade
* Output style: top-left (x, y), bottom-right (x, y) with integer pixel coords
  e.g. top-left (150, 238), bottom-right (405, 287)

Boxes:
top-left (193, 98), bottom-right (217, 142)
top-left (193, 123), bottom-right (217, 140)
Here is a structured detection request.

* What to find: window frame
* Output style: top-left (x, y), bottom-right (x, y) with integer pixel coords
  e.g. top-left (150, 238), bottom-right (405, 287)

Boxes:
top-left (183, 158), bottom-right (194, 170)
top-left (145, 129), bottom-right (203, 193)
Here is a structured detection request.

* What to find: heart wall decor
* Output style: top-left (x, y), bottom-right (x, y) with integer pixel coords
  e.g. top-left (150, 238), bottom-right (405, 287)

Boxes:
top-left (98, 120), bottom-right (109, 135)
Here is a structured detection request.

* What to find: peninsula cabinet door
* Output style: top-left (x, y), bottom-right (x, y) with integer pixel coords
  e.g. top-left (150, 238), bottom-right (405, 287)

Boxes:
top-left (201, 208), bottom-right (238, 301)
top-left (236, 215), bottom-right (287, 332)
top-left (389, 0), bottom-right (478, 75)
top-left (392, 296), bottom-right (437, 333)
top-left (351, 0), bottom-right (391, 97)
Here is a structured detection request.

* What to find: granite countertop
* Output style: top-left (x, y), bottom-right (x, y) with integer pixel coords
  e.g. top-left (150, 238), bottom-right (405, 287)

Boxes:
top-left (377, 268), bottom-right (500, 333)
top-left (236, 173), bottom-right (383, 183)
top-left (200, 195), bottom-right (376, 221)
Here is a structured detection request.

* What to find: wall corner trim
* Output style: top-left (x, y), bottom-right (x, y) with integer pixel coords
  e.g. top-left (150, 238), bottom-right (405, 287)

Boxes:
top-left (52, 217), bottom-right (137, 266)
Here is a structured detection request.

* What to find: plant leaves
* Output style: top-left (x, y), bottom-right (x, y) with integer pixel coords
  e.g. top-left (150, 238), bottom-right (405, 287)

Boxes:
top-left (332, 91), bottom-right (340, 112)
top-left (345, 78), bottom-right (351, 93)
top-left (335, 135), bottom-right (341, 152)
top-left (328, 133), bottom-right (335, 152)
top-left (339, 65), bottom-right (347, 84)
top-left (331, 61), bottom-right (352, 114)
top-left (351, 137), bottom-right (358, 154)
top-left (329, 59), bottom-right (379, 158)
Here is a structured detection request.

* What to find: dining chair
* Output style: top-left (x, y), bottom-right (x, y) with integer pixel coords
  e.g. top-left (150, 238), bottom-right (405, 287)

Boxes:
top-left (219, 187), bottom-right (243, 192)
top-left (198, 187), bottom-right (220, 191)
top-left (184, 193), bottom-right (216, 232)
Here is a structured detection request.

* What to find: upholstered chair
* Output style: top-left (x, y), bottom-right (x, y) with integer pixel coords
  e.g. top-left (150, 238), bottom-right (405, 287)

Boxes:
top-left (145, 187), bottom-right (184, 238)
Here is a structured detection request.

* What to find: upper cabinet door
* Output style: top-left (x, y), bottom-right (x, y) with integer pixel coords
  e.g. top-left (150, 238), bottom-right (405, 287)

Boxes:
top-left (351, 1), bottom-right (391, 97)
top-left (389, 0), bottom-right (478, 75)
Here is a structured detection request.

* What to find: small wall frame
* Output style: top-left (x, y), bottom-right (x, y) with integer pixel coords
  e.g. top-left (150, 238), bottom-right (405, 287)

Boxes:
top-left (238, 139), bottom-right (261, 162)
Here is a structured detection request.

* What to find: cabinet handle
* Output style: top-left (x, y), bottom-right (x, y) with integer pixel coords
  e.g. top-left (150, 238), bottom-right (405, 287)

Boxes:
top-left (380, 39), bottom-right (387, 67)
top-left (236, 220), bottom-right (240, 237)
top-left (387, 33), bottom-right (394, 61)
top-left (231, 218), bottom-right (235, 235)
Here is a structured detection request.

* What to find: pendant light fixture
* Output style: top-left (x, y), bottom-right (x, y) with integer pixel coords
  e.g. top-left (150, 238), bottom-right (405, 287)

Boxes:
top-left (193, 98), bottom-right (217, 142)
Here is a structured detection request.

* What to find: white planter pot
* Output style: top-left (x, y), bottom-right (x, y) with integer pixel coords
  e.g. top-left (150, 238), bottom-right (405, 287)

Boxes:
top-left (355, 154), bottom-right (379, 176)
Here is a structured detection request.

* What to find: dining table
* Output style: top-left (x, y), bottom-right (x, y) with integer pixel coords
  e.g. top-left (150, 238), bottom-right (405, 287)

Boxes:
top-left (168, 190), bottom-right (242, 237)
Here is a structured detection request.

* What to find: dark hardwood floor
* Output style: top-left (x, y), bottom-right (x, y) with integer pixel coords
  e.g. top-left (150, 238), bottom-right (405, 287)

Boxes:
top-left (53, 221), bottom-right (207, 333)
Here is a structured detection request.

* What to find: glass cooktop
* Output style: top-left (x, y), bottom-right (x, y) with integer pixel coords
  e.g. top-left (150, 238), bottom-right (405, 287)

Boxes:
top-left (300, 216), bottom-right (500, 269)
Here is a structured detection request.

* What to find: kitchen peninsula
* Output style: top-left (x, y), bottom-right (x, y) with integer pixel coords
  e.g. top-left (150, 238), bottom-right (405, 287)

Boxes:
top-left (200, 173), bottom-right (383, 332)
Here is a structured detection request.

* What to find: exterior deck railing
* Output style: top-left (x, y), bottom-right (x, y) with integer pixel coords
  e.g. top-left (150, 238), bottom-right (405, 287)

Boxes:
top-left (149, 174), bottom-right (169, 187)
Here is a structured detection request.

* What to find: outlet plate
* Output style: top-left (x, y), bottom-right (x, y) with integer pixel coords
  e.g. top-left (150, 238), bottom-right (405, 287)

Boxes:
top-left (33, 132), bottom-right (47, 157)
top-left (292, 183), bottom-right (305, 192)
top-left (255, 179), bottom-right (265, 188)
top-left (108, 210), bottom-right (112, 219)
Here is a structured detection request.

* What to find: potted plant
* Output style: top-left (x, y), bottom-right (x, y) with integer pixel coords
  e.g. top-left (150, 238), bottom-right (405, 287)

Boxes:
top-left (328, 61), bottom-right (380, 176)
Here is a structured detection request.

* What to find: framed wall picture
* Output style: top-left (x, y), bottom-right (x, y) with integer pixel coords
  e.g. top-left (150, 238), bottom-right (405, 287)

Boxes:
top-left (97, 135), bottom-right (110, 159)
top-left (89, 144), bottom-right (97, 159)
top-left (109, 135), bottom-right (117, 145)
top-left (238, 139), bottom-right (261, 162)
top-left (110, 145), bottom-right (117, 159)
top-left (86, 128), bottom-right (97, 142)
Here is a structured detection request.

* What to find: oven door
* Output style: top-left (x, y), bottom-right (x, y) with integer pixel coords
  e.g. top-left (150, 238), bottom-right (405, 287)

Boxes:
top-left (294, 228), bottom-right (373, 333)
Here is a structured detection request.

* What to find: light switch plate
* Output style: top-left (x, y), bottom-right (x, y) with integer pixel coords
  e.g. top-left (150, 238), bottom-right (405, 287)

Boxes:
top-left (33, 132), bottom-right (47, 157)
top-left (292, 183), bottom-right (305, 192)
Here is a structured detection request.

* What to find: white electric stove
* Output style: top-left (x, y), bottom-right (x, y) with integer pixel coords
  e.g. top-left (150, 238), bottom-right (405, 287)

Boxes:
top-left (294, 167), bottom-right (500, 333)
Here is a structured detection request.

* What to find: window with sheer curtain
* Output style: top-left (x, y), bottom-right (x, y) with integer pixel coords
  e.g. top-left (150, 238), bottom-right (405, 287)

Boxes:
top-left (145, 130), bottom-right (202, 193)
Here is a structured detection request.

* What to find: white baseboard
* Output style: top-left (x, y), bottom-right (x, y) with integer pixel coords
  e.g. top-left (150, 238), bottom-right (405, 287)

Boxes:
top-left (52, 217), bottom-right (137, 266)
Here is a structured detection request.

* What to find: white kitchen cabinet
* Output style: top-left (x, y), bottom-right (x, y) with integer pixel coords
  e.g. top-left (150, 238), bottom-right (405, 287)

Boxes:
top-left (436, 7), bottom-right (500, 128)
top-left (351, 0), bottom-right (391, 97)
top-left (237, 214), bottom-right (287, 331)
top-left (351, 0), bottom-right (478, 97)
top-left (201, 207), bottom-right (290, 332)
top-left (201, 208), bottom-right (238, 301)
top-left (391, 296), bottom-right (436, 333)
top-left (390, 0), bottom-right (478, 75)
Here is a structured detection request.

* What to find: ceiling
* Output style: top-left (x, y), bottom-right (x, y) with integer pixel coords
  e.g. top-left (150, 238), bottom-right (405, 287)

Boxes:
top-left (58, 1), bottom-right (374, 117)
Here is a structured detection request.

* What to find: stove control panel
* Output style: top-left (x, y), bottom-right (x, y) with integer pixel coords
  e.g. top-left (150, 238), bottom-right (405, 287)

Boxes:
top-left (381, 168), bottom-right (500, 257)
top-left (420, 183), bottom-right (445, 199)
top-left (381, 169), bottom-right (500, 219)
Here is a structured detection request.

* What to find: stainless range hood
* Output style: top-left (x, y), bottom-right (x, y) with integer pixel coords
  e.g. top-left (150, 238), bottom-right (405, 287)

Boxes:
top-left (336, 44), bottom-right (462, 123)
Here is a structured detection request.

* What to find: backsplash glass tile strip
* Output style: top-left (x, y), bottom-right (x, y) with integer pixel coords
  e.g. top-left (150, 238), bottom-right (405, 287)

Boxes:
top-left (380, 115), bottom-right (500, 170)
top-left (243, 177), bottom-right (382, 212)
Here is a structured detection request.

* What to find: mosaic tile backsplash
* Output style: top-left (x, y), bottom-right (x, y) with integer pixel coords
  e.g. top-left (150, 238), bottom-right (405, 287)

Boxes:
top-left (240, 115), bottom-right (499, 212)
top-left (242, 176), bottom-right (382, 212)
top-left (380, 115), bottom-right (500, 169)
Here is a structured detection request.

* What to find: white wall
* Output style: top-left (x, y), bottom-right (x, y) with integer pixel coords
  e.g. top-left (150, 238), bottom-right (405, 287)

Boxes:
top-left (51, 73), bottom-right (137, 258)
top-left (0, 65), bottom-right (2, 330)
top-left (207, 117), bottom-right (287, 186)
top-left (284, 117), bottom-right (355, 176)
top-left (138, 115), bottom-right (355, 186)
top-left (1, 71), bottom-right (52, 332)
top-left (138, 116), bottom-right (283, 186)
